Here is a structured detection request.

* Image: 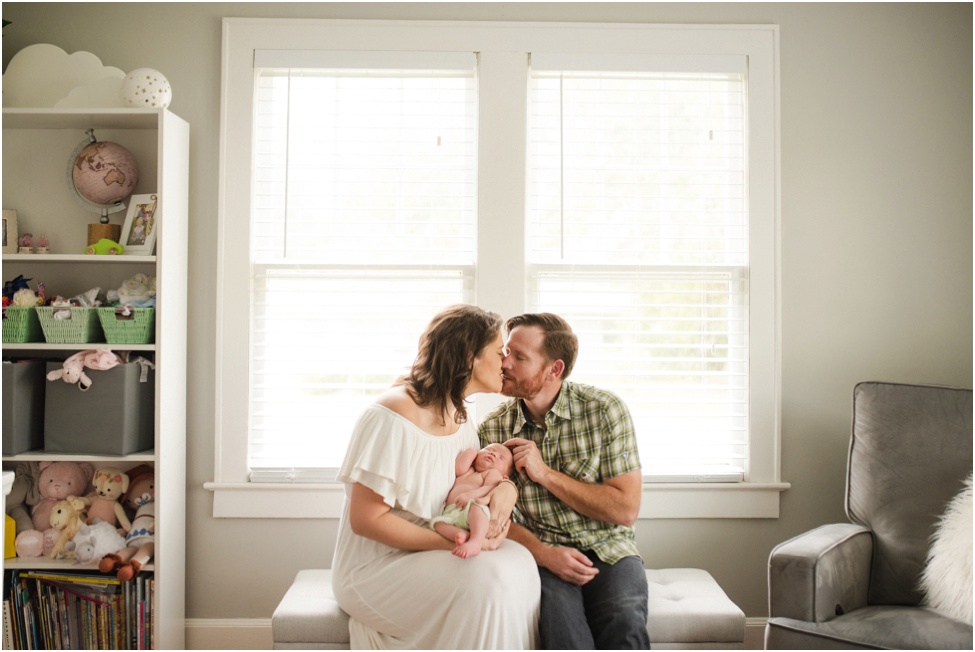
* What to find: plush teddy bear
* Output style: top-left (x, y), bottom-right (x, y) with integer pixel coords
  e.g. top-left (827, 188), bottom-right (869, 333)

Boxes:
top-left (30, 461), bottom-right (94, 531)
top-left (66, 521), bottom-right (127, 565)
top-left (48, 497), bottom-right (88, 559)
top-left (86, 467), bottom-right (132, 531)
top-left (100, 466), bottom-right (154, 581)
top-left (14, 461), bottom-right (94, 558)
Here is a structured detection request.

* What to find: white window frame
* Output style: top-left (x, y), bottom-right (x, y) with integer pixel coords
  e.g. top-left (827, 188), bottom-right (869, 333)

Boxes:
top-left (209, 18), bottom-right (786, 519)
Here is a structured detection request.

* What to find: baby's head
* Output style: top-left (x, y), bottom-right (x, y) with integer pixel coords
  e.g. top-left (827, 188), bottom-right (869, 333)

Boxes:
top-left (474, 443), bottom-right (514, 476)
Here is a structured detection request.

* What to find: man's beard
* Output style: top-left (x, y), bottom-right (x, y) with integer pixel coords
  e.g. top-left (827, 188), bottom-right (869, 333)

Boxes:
top-left (501, 370), bottom-right (546, 400)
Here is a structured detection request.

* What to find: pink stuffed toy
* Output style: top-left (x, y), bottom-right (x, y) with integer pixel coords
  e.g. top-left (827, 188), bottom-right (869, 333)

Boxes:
top-left (15, 461), bottom-right (94, 558)
top-left (46, 348), bottom-right (123, 391)
top-left (86, 467), bottom-right (133, 531)
top-left (30, 461), bottom-right (94, 530)
top-left (14, 528), bottom-right (59, 558)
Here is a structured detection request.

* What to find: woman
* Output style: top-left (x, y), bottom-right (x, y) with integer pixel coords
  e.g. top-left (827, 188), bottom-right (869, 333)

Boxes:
top-left (331, 305), bottom-right (540, 649)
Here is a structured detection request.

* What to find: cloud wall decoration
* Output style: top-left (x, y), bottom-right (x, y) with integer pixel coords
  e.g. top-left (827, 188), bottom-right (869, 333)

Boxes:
top-left (2, 43), bottom-right (125, 108)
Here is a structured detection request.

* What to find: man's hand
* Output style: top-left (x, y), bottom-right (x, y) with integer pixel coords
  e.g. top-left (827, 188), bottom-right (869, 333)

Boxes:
top-left (505, 436), bottom-right (642, 526)
top-left (506, 437), bottom-right (551, 483)
top-left (539, 545), bottom-right (599, 585)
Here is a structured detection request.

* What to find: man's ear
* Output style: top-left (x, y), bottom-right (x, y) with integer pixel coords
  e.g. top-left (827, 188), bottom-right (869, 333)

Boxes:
top-left (549, 359), bottom-right (565, 380)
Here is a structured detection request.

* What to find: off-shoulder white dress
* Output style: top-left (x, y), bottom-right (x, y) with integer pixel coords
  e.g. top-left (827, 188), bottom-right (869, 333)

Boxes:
top-left (331, 404), bottom-right (540, 650)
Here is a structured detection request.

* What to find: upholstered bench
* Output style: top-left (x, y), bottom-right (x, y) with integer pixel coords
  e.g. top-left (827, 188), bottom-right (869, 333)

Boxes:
top-left (272, 567), bottom-right (745, 649)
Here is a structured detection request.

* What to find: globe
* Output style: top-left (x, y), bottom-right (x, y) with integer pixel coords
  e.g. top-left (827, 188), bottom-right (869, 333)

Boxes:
top-left (71, 141), bottom-right (139, 207)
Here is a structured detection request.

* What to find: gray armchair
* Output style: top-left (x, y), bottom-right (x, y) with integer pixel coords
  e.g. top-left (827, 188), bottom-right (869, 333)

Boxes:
top-left (766, 381), bottom-right (973, 649)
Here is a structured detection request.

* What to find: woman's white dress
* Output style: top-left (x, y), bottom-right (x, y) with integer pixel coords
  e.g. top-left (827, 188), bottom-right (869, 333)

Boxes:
top-left (331, 404), bottom-right (540, 649)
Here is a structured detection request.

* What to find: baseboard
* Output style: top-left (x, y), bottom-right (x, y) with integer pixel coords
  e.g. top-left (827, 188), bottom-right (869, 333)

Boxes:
top-left (185, 618), bottom-right (273, 650)
top-left (184, 616), bottom-right (769, 650)
top-left (744, 617), bottom-right (767, 650)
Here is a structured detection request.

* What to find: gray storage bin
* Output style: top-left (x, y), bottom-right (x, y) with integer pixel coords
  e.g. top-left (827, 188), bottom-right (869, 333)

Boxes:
top-left (44, 361), bottom-right (154, 455)
top-left (2, 361), bottom-right (47, 455)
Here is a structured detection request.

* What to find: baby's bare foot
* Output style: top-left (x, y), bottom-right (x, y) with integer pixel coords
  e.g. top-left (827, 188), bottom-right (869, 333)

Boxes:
top-left (452, 541), bottom-right (481, 558)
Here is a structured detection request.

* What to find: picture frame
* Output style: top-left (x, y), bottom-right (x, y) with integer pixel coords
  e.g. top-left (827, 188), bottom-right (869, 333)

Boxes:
top-left (2, 209), bottom-right (18, 254)
top-left (120, 193), bottom-right (158, 255)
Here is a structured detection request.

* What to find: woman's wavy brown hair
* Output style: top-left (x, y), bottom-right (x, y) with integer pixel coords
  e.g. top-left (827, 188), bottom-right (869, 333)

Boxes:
top-left (396, 304), bottom-right (503, 425)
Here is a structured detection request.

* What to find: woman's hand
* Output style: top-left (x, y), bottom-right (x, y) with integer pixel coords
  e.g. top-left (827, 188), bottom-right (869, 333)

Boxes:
top-left (480, 518), bottom-right (511, 551)
top-left (484, 479), bottom-right (517, 539)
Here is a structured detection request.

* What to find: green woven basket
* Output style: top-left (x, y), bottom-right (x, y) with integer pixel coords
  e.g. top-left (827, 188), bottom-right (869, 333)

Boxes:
top-left (2, 307), bottom-right (43, 343)
top-left (36, 306), bottom-right (103, 344)
top-left (97, 307), bottom-right (155, 344)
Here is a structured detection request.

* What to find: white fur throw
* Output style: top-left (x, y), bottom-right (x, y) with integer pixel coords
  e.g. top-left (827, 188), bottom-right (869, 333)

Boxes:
top-left (920, 473), bottom-right (973, 625)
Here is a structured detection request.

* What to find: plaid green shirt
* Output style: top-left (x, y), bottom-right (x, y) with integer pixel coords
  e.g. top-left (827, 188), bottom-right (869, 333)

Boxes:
top-left (478, 381), bottom-right (642, 564)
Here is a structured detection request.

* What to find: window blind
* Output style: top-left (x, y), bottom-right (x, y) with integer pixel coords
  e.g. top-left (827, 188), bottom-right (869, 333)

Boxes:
top-left (527, 60), bottom-right (748, 480)
top-left (249, 53), bottom-right (477, 480)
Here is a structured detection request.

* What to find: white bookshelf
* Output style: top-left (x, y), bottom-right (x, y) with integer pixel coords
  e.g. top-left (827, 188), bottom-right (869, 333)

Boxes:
top-left (2, 108), bottom-right (188, 649)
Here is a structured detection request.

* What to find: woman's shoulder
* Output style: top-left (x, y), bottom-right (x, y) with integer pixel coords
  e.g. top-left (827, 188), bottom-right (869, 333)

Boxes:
top-left (375, 385), bottom-right (420, 420)
top-left (373, 385), bottom-right (464, 437)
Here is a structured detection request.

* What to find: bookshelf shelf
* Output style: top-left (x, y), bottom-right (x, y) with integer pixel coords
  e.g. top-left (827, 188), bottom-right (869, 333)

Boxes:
top-left (3, 558), bottom-right (154, 572)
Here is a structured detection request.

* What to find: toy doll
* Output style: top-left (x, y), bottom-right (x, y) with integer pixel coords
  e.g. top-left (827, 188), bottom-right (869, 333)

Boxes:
top-left (99, 466), bottom-right (154, 581)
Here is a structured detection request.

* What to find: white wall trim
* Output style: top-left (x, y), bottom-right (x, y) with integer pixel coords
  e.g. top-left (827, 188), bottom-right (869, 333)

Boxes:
top-left (204, 481), bottom-right (790, 519)
top-left (185, 618), bottom-right (273, 650)
top-left (185, 616), bottom-right (769, 649)
top-left (745, 617), bottom-right (767, 650)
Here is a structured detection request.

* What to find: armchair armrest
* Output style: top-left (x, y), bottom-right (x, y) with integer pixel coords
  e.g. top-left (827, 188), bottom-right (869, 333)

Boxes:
top-left (768, 523), bottom-right (872, 622)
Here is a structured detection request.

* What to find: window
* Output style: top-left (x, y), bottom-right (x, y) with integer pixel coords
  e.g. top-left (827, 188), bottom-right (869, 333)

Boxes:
top-left (212, 19), bottom-right (784, 518)
top-left (248, 52), bottom-right (478, 480)
top-left (527, 57), bottom-right (749, 480)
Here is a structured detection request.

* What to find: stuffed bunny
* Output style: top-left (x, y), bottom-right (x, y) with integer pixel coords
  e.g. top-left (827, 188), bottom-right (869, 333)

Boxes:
top-left (46, 348), bottom-right (123, 391)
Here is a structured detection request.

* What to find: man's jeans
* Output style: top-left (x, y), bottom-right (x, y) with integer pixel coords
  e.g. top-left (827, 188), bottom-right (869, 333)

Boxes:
top-left (538, 551), bottom-right (651, 649)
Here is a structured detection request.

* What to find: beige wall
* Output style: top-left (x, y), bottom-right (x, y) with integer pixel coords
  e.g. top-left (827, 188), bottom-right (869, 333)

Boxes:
top-left (3, 2), bottom-right (971, 622)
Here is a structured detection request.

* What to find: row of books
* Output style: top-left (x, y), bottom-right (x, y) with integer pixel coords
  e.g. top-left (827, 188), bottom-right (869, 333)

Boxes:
top-left (3, 569), bottom-right (154, 650)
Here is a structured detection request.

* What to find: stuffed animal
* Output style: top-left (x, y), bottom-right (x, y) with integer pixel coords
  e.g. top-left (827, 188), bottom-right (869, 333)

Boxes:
top-left (116, 273), bottom-right (156, 308)
top-left (2, 275), bottom-right (33, 303)
top-left (5, 461), bottom-right (40, 534)
top-left (50, 287), bottom-right (101, 310)
top-left (14, 527), bottom-right (59, 558)
top-left (48, 497), bottom-right (88, 559)
top-left (30, 461), bottom-right (94, 531)
top-left (46, 348), bottom-right (124, 391)
top-left (15, 461), bottom-right (93, 558)
top-left (66, 521), bottom-right (126, 565)
top-left (86, 468), bottom-right (132, 530)
top-left (99, 466), bottom-right (154, 581)
top-left (11, 287), bottom-right (37, 307)
top-left (84, 238), bottom-right (124, 255)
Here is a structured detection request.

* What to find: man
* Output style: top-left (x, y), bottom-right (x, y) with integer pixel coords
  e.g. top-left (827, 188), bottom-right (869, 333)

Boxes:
top-left (479, 313), bottom-right (650, 650)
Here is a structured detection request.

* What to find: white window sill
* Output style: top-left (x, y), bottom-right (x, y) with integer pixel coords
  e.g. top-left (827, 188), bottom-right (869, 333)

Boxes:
top-left (203, 481), bottom-right (791, 519)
